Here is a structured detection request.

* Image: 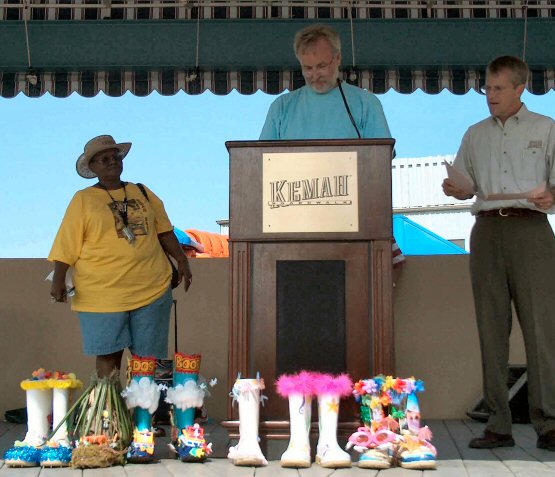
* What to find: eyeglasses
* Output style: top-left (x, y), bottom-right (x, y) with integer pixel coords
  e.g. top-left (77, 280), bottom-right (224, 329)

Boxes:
top-left (480, 85), bottom-right (513, 95)
top-left (90, 153), bottom-right (122, 166)
top-left (301, 57), bottom-right (336, 75)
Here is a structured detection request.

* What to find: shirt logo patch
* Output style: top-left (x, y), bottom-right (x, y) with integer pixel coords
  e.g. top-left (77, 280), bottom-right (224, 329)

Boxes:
top-left (528, 140), bottom-right (543, 148)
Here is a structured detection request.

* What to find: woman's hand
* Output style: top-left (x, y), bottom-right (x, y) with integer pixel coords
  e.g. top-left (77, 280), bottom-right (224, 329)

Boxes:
top-left (178, 258), bottom-right (193, 292)
top-left (50, 261), bottom-right (70, 303)
top-left (50, 281), bottom-right (68, 303)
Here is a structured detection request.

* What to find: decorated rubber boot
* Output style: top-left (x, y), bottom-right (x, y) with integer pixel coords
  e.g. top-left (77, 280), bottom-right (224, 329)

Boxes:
top-left (397, 390), bottom-right (437, 470)
top-left (165, 353), bottom-right (212, 462)
top-left (314, 373), bottom-right (352, 469)
top-left (227, 374), bottom-right (268, 466)
top-left (276, 371), bottom-right (315, 468)
top-left (348, 376), bottom-right (400, 469)
top-left (40, 372), bottom-right (83, 467)
top-left (4, 369), bottom-right (54, 467)
top-left (122, 355), bottom-right (160, 463)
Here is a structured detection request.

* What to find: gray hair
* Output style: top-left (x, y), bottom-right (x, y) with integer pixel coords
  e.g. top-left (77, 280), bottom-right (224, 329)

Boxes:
top-left (487, 56), bottom-right (529, 86)
top-left (294, 24), bottom-right (341, 57)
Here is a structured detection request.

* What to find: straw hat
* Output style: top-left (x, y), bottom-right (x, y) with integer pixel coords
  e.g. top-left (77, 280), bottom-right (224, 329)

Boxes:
top-left (76, 135), bottom-right (132, 179)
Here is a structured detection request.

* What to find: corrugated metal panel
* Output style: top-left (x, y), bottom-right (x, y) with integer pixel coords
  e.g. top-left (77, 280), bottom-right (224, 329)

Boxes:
top-left (392, 155), bottom-right (473, 209)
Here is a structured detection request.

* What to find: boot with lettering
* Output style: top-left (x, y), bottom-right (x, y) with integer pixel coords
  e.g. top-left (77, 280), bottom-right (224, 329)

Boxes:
top-left (165, 353), bottom-right (212, 462)
top-left (313, 373), bottom-right (352, 468)
top-left (122, 356), bottom-right (161, 463)
top-left (227, 374), bottom-right (268, 466)
top-left (276, 371), bottom-right (316, 468)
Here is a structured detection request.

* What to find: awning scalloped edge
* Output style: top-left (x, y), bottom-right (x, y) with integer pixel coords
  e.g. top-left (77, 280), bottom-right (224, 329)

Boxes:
top-left (1, 68), bottom-right (554, 98)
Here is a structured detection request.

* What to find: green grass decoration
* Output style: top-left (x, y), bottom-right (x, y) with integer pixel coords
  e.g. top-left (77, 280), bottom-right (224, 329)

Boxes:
top-left (50, 371), bottom-right (132, 452)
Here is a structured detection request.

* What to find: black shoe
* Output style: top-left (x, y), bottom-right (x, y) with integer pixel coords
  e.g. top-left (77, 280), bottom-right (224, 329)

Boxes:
top-left (469, 430), bottom-right (515, 449)
top-left (537, 430), bottom-right (555, 451)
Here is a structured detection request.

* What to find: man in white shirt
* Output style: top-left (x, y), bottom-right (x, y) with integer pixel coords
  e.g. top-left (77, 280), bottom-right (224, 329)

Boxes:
top-left (443, 55), bottom-right (555, 451)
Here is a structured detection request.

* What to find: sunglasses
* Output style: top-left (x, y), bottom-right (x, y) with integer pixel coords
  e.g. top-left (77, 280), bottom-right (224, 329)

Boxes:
top-left (90, 153), bottom-right (123, 166)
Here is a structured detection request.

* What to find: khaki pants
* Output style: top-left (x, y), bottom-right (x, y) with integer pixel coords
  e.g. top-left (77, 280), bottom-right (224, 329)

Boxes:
top-left (470, 214), bottom-right (555, 436)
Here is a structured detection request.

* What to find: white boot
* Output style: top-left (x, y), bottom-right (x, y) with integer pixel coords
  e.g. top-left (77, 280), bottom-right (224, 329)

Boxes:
top-left (51, 388), bottom-right (71, 446)
top-left (4, 376), bottom-right (54, 467)
top-left (314, 373), bottom-right (352, 469)
top-left (316, 394), bottom-right (351, 468)
top-left (280, 393), bottom-right (312, 467)
top-left (40, 374), bottom-right (83, 467)
top-left (23, 387), bottom-right (53, 447)
top-left (227, 376), bottom-right (268, 466)
top-left (276, 371), bottom-right (316, 468)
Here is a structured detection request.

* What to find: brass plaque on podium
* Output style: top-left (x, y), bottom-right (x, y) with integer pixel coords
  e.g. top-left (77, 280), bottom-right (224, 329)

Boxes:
top-left (262, 151), bottom-right (358, 233)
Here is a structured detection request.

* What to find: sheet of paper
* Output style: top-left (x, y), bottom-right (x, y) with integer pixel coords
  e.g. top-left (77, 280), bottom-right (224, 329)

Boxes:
top-left (444, 161), bottom-right (475, 195)
top-left (484, 182), bottom-right (546, 201)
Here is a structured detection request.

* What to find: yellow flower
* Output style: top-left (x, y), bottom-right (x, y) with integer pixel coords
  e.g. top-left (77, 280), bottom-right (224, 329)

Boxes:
top-left (384, 376), bottom-right (396, 390)
top-left (370, 396), bottom-right (381, 409)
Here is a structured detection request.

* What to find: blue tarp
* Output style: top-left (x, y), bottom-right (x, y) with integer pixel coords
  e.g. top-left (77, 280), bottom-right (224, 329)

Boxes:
top-left (173, 227), bottom-right (205, 253)
top-left (393, 215), bottom-right (468, 255)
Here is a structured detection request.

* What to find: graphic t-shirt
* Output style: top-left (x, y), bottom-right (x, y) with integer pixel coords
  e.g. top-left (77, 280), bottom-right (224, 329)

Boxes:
top-left (48, 183), bottom-right (173, 312)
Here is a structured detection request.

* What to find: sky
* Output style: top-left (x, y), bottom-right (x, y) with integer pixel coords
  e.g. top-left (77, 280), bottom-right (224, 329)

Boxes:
top-left (1, 87), bottom-right (555, 258)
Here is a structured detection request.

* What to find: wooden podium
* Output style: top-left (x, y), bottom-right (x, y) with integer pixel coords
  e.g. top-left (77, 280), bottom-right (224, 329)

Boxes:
top-left (223, 139), bottom-right (395, 439)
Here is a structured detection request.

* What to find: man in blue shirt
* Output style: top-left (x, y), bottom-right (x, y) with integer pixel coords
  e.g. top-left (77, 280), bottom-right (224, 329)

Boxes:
top-left (260, 24), bottom-right (391, 141)
top-left (260, 24), bottom-right (403, 271)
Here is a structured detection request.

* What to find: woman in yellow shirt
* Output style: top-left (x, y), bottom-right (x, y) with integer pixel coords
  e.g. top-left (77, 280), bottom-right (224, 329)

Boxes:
top-left (48, 134), bottom-right (192, 377)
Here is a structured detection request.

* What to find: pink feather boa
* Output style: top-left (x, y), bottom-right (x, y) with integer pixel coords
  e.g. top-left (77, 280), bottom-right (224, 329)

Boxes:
top-left (276, 371), bottom-right (353, 398)
top-left (310, 373), bottom-right (353, 397)
top-left (276, 371), bottom-right (317, 397)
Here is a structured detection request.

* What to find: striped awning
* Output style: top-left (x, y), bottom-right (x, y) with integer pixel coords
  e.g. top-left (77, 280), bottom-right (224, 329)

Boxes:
top-left (1, 0), bottom-right (555, 98)
top-left (2, 67), bottom-right (554, 98)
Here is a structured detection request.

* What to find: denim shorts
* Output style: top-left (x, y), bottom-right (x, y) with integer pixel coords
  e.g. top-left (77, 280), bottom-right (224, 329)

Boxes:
top-left (78, 287), bottom-right (173, 358)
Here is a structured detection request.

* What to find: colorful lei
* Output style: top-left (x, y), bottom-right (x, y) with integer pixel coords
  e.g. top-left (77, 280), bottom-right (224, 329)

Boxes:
top-left (353, 376), bottom-right (425, 407)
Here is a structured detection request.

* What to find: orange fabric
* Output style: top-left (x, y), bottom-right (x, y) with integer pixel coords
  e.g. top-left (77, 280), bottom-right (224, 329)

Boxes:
top-left (221, 236), bottom-right (229, 256)
top-left (207, 233), bottom-right (223, 256)
top-left (185, 229), bottom-right (202, 244)
top-left (185, 229), bottom-right (229, 258)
